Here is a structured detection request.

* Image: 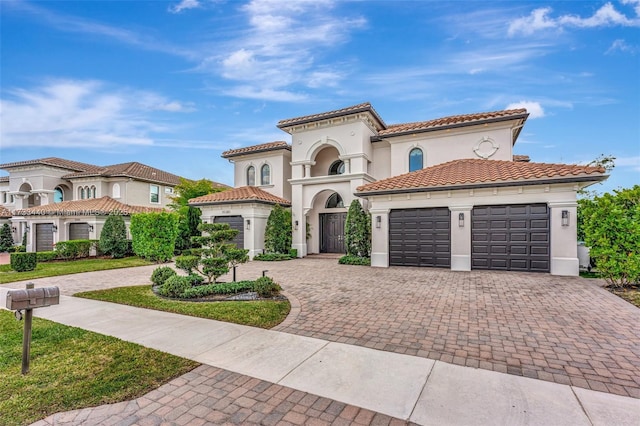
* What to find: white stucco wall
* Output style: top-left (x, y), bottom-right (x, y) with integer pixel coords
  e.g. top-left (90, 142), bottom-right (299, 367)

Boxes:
top-left (231, 150), bottom-right (292, 201)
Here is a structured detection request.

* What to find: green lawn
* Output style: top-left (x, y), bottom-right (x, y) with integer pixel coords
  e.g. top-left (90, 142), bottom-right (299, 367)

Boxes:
top-left (0, 257), bottom-right (152, 284)
top-left (75, 285), bottom-right (291, 329)
top-left (0, 310), bottom-right (198, 426)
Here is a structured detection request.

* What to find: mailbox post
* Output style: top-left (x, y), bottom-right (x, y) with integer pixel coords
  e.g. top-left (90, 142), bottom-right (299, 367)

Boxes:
top-left (6, 282), bottom-right (60, 374)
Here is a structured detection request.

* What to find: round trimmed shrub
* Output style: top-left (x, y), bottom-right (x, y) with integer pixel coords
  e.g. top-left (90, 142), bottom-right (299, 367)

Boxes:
top-left (151, 266), bottom-right (177, 286)
top-left (158, 275), bottom-right (191, 298)
top-left (253, 276), bottom-right (282, 298)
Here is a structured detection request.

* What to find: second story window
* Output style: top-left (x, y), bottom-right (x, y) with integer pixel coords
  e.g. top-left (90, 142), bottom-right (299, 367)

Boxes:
top-left (79, 187), bottom-right (85, 199)
top-left (112, 183), bottom-right (121, 198)
top-left (261, 164), bottom-right (270, 185)
top-left (247, 166), bottom-right (256, 186)
top-left (150, 185), bottom-right (159, 203)
top-left (54, 187), bottom-right (63, 203)
top-left (329, 160), bottom-right (345, 175)
top-left (409, 148), bottom-right (423, 172)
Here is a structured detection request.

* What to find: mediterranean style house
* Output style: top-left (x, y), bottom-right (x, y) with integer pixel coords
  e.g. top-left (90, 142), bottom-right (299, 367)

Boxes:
top-left (190, 102), bottom-right (606, 276)
top-left (0, 158), bottom-right (188, 252)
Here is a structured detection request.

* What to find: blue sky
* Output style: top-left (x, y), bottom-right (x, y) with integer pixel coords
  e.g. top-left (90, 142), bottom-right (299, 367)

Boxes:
top-left (1, 0), bottom-right (638, 193)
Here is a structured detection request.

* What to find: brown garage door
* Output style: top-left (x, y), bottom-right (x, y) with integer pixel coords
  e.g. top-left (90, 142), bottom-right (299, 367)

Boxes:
top-left (213, 216), bottom-right (244, 248)
top-left (472, 204), bottom-right (550, 272)
top-left (69, 223), bottom-right (90, 240)
top-left (36, 223), bottom-right (54, 252)
top-left (389, 208), bottom-right (451, 267)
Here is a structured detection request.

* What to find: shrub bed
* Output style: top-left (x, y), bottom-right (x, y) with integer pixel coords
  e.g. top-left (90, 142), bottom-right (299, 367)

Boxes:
top-left (10, 252), bottom-right (37, 272)
top-left (36, 251), bottom-right (59, 262)
top-left (253, 253), bottom-right (293, 261)
top-left (338, 255), bottom-right (371, 266)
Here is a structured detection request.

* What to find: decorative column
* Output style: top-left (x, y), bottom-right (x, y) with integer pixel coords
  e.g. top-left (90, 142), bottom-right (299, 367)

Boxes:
top-left (369, 208), bottom-right (390, 267)
top-left (449, 205), bottom-right (472, 271)
top-left (549, 201), bottom-right (579, 276)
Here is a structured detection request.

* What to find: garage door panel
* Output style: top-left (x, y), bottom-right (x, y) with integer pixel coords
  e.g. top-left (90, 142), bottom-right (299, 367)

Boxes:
top-left (36, 224), bottom-right (54, 252)
top-left (69, 223), bottom-right (90, 240)
top-left (472, 204), bottom-right (549, 273)
top-left (389, 207), bottom-right (450, 268)
top-left (213, 216), bottom-right (244, 249)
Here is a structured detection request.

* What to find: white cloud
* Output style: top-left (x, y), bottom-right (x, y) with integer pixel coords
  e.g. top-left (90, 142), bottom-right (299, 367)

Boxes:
top-left (616, 155), bottom-right (640, 171)
top-left (200, 0), bottom-right (366, 101)
top-left (506, 101), bottom-right (545, 119)
top-left (606, 38), bottom-right (638, 54)
top-left (0, 80), bottom-right (192, 148)
top-left (508, 2), bottom-right (640, 36)
top-left (169, 0), bottom-right (201, 14)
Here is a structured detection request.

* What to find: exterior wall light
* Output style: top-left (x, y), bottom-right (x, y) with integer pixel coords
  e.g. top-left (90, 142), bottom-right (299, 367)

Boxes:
top-left (25, 225), bottom-right (30, 232)
top-left (52, 225), bottom-right (58, 232)
top-left (246, 219), bottom-right (251, 230)
top-left (458, 213), bottom-right (465, 228)
top-left (88, 224), bottom-right (94, 232)
top-left (375, 215), bottom-right (381, 229)
top-left (561, 210), bottom-right (569, 227)
top-left (294, 220), bottom-right (299, 230)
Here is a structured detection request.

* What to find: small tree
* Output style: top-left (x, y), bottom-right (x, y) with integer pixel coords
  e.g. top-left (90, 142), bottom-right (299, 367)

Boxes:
top-left (344, 200), bottom-right (371, 258)
top-left (169, 178), bottom-right (226, 208)
top-left (176, 223), bottom-right (248, 283)
top-left (130, 212), bottom-right (179, 262)
top-left (99, 212), bottom-right (128, 258)
top-left (175, 206), bottom-right (202, 252)
top-left (264, 204), bottom-right (292, 254)
top-left (581, 185), bottom-right (640, 287)
top-left (0, 224), bottom-right (13, 252)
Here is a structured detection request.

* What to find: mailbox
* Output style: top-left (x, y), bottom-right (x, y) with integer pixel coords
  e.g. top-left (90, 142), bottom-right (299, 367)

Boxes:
top-left (6, 287), bottom-right (60, 310)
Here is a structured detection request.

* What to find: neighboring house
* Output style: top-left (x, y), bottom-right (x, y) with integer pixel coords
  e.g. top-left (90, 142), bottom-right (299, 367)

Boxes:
top-left (0, 158), bottom-right (191, 252)
top-left (192, 102), bottom-right (606, 276)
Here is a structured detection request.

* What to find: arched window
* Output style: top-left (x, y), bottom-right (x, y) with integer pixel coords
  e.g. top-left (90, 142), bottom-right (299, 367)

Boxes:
top-left (329, 160), bottom-right (345, 175)
top-left (325, 193), bottom-right (344, 208)
top-left (79, 187), bottom-right (85, 199)
top-left (112, 183), bottom-right (121, 198)
top-left (91, 186), bottom-right (97, 199)
top-left (261, 164), bottom-right (270, 185)
top-left (54, 187), bottom-right (64, 203)
top-left (247, 166), bottom-right (256, 186)
top-left (409, 148), bottom-right (423, 172)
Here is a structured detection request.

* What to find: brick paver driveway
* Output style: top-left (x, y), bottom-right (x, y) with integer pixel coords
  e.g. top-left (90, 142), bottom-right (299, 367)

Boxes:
top-left (8, 257), bottom-right (639, 399)
top-left (241, 258), bottom-right (639, 399)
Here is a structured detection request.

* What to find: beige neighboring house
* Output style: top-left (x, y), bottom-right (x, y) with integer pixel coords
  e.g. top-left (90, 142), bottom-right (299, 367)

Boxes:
top-left (192, 102), bottom-right (606, 276)
top-left (0, 158), bottom-right (187, 252)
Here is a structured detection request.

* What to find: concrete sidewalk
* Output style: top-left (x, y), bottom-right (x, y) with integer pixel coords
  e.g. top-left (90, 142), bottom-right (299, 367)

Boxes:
top-left (9, 292), bottom-right (637, 426)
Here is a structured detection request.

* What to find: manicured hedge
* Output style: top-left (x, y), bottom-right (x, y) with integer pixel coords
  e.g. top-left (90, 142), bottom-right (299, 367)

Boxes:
top-left (55, 239), bottom-right (93, 260)
top-left (338, 255), bottom-right (371, 266)
top-left (36, 251), bottom-right (59, 262)
top-left (253, 253), bottom-right (293, 261)
top-left (10, 252), bottom-right (37, 272)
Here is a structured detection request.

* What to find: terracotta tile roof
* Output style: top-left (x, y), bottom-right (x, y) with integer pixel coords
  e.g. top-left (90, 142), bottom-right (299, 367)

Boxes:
top-left (62, 162), bottom-right (183, 186)
top-left (0, 206), bottom-right (12, 218)
top-left (222, 141), bottom-right (291, 159)
top-left (277, 102), bottom-right (386, 130)
top-left (14, 196), bottom-right (165, 216)
top-left (376, 108), bottom-right (528, 137)
top-left (189, 186), bottom-right (291, 206)
top-left (0, 157), bottom-right (104, 173)
top-left (513, 155), bottom-right (531, 162)
top-left (356, 159), bottom-right (606, 194)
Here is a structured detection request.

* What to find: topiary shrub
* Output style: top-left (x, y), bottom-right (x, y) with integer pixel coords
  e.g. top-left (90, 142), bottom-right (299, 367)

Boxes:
top-left (99, 212), bottom-right (128, 258)
top-left (187, 273), bottom-right (204, 286)
top-left (344, 200), bottom-right (371, 258)
top-left (150, 266), bottom-right (177, 287)
top-left (10, 252), bottom-right (37, 272)
top-left (253, 276), bottom-right (282, 298)
top-left (0, 224), bottom-right (13, 252)
top-left (157, 275), bottom-right (191, 298)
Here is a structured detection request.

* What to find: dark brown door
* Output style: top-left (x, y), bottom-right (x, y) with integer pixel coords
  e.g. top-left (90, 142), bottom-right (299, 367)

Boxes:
top-left (320, 213), bottom-right (346, 253)
top-left (69, 223), bottom-right (90, 240)
top-left (213, 216), bottom-right (244, 248)
top-left (36, 223), bottom-right (54, 252)
top-left (472, 204), bottom-right (550, 272)
top-left (389, 208), bottom-right (451, 267)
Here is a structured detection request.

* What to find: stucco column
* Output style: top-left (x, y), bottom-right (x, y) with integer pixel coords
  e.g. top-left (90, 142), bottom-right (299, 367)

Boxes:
top-left (549, 202), bottom-right (579, 276)
top-left (449, 205), bottom-right (472, 271)
top-left (304, 164), bottom-right (311, 178)
top-left (370, 208), bottom-right (389, 267)
top-left (291, 184), bottom-right (306, 257)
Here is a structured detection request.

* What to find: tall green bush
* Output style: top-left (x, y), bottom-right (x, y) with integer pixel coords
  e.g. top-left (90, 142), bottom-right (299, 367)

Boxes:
top-left (99, 213), bottom-right (128, 258)
top-left (55, 240), bottom-right (93, 259)
top-left (0, 223), bottom-right (13, 252)
top-left (175, 222), bottom-right (248, 283)
top-left (175, 206), bottom-right (201, 252)
top-left (130, 212), bottom-right (179, 262)
top-left (264, 204), bottom-right (292, 254)
top-left (344, 200), bottom-right (371, 258)
top-left (10, 252), bottom-right (37, 272)
top-left (581, 185), bottom-right (640, 287)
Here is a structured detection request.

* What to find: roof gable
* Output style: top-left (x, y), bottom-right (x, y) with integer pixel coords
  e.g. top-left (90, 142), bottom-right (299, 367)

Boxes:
top-left (222, 141), bottom-right (291, 159)
top-left (62, 161), bottom-right (184, 186)
top-left (0, 157), bottom-right (103, 173)
top-left (277, 102), bottom-right (386, 131)
top-left (356, 159), bottom-right (606, 195)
